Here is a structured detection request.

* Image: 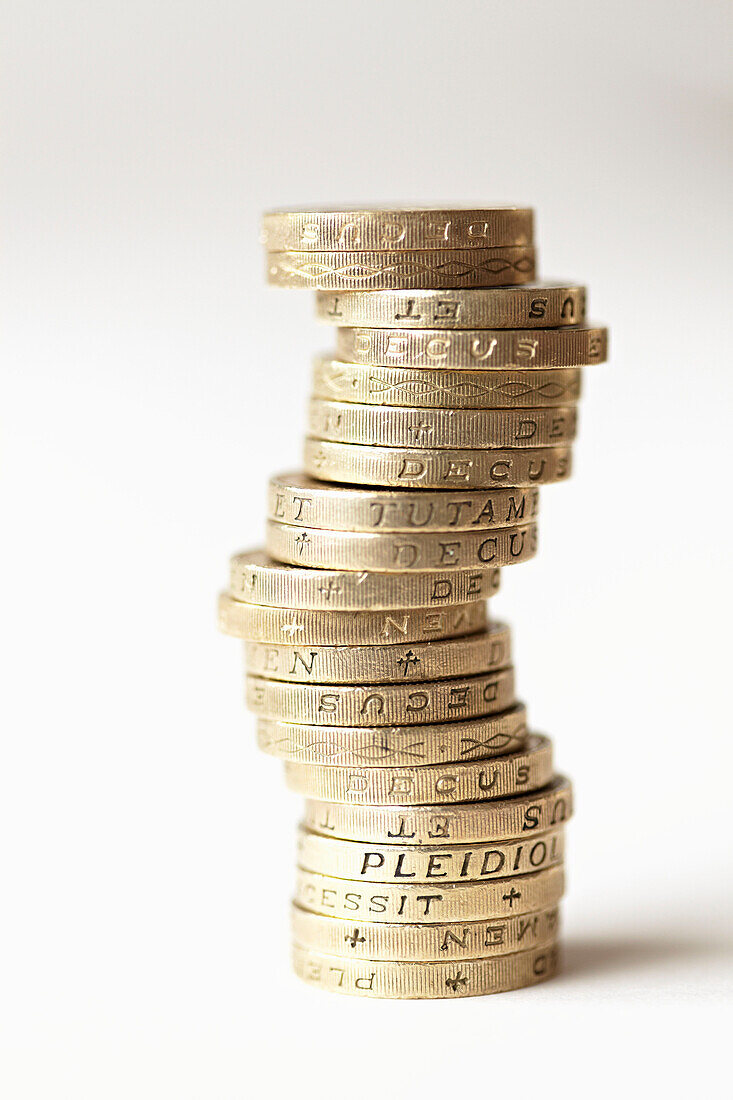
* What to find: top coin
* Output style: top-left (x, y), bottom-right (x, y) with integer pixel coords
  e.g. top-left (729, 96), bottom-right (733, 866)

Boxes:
top-left (262, 207), bottom-right (534, 252)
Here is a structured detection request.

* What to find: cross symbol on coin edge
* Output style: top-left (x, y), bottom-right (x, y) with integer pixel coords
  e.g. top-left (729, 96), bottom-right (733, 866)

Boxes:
top-left (445, 970), bottom-right (468, 992)
top-left (345, 928), bottom-right (365, 948)
top-left (410, 421), bottom-right (434, 444)
top-left (294, 532), bottom-right (311, 555)
top-left (397, 650), bottom-right (421, 676)
top-left (503, 887), bottom-right (521, 908)
top-left (318, 578), bottom-right (342, 599)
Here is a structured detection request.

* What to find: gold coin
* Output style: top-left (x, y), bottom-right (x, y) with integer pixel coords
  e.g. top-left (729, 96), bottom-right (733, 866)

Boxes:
top-left (244, 622), bottom-right (512, 683)
top-left (247, 668), bottom-right (516, 727)
top-left (262, 207), bottom-right (534, 252)
top-left (305, 439), bottom-right (572, 489)
top-left (291, 942), bottom-right (559, 998)
top-left (293, 863), bottom-right (564, 922)
top-left (256, 706), bottom-right (528, 765)
top-left (308, 398), bottom-right (578, 449)
top-left (227, 549), bottom-right (499, 609)
top-left (296, 825), bottom-right (564, 884)
top-left (303, 775), bottom-right (572, 843)
top-left (336, 324), bottom-right (608, 368)
top-left (269, 472), bottom-right (539, 532)
top-left (316, 284), bottom-right (585, 329)
top-left (219, 595), bottom-right (489, 645)
top-left (291, 902), bottom-right (559, 961)
top-left (265, 519), bottom-right (538, 572)
top-left (285, 734), bottom-right (551, 804)
top-left (267, 246), bottom-right (536, 290)
top-left (312, 357), bottom-right (583, 408)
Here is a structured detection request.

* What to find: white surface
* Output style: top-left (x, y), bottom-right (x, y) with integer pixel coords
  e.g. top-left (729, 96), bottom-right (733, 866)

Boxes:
top-left (2, 1), bottom-right (732, 1096)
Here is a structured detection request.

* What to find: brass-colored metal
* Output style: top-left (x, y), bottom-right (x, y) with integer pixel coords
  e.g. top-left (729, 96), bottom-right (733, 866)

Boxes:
top-left (212, 200), bottom-right (611, 999)
top-left (227, 549), bottom-right (499, 609)
top-left (268, 472), bottom-right (539, 532)
top-left (305, 438), bottom-right (572, 488)
top-left (303, 775), bottom-right (573, 843)
top-left (336, 324), bottom-right (608, 368)
top-left (220, 595), bottom-right (490, 645)
top-left (315, 284), bottom-right (586, 329)
top-left (247, 668), bottom-right (516, 727)
top-left (291, 942), bottom-right (559, 998)
top-left (262, 207), bottom-right (534, 252)
top-left (291, 902), bottom-right (559, 961)
top-left (285, 734), bottom-right (551, 804)
top-left (293, 863), bottom-right (564, 922)
top-left (244, 623), bottom-right (512, 684)
top-left (308, 398), bottom-right (578, 449)
top-left (312, 357), bottom-right (583, 408)
top-left (296, 824), bottom-right (564, 883)
top-left (267, 247), bottom-right (536, 290)
top-left (256, 706), bottom-right (528, 766)
top-left (265, 518), bottom-right (538, 572)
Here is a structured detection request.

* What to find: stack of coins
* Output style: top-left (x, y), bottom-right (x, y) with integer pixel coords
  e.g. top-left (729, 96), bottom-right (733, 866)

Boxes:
top-left (220, 207), bottom-right (608, 999)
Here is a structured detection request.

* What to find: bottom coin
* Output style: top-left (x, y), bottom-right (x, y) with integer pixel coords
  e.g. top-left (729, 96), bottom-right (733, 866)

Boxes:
top-left (291, 902), bottom-right (560, 962)
top-left (292, 942), bottom-right (559, 998)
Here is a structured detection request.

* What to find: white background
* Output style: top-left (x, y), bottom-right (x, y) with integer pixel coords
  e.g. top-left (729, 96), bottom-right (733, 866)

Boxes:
top-left (2, 1), bottom-right (732, 1096)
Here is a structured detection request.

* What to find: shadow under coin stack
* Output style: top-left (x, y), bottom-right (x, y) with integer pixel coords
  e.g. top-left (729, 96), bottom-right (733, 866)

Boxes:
top-left (219, 207), bottom-right (609, 999)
